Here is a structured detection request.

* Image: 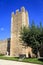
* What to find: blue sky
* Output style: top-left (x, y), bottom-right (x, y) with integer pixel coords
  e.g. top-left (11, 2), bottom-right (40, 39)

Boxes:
top-left (0, 0), bottom-right (43, 40)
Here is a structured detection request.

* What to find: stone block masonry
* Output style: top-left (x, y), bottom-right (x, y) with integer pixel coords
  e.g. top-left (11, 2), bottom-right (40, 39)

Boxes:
top-left (0, 40), bottom-right (7, 55)
top-left (10, 7), bottom-right (32, 57)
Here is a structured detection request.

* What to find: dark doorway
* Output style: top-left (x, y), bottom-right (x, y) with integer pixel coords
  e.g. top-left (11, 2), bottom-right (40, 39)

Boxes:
top-left (7, 38), bottom-right (10, 55)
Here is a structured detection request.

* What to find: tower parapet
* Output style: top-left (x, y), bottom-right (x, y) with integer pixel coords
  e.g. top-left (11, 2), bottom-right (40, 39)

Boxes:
top-left (16, 9), bottom-right (19, 12)
top-left (11, 12), bottom-right (15, 18)
top-left (12, 7), bottom-right (26, 15)
top-left (16, 9), bottom-right (19, 14)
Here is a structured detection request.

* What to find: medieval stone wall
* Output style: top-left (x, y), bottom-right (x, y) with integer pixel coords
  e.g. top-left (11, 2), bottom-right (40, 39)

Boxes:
top-left (0, 40), bottom-right (7, 55)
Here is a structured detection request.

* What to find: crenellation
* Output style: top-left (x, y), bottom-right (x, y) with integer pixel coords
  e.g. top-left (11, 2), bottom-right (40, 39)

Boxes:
top-left (11, 12), bottom-right (14, 17)
top-left (16, 9), bottom-right (19, 14)
top-left (21, 7), bottom-right (25, 12)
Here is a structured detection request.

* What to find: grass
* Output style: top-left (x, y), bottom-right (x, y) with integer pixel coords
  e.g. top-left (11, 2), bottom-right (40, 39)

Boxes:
top-left (22, 58), bottom-right (43, 64)
top-left (0, 56), bottom-right (19, 61)
top-left (0, 56), bottom-right (43, 64)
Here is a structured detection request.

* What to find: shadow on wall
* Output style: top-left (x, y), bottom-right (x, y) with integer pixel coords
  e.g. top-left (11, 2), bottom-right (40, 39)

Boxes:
top-left (7, 38), bottom-right (10, 55)
top-left (40, 44), bottom-right (43, 57)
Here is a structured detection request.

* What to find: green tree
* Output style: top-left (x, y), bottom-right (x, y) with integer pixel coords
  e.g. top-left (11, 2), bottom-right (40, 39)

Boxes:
top-left (20, 21), bottom-right (43, 58)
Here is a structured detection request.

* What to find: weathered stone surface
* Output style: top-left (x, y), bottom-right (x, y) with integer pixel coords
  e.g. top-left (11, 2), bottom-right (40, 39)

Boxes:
top-left (0, 40), bottom-right (7, 55)
top-left (10, 7), bottom-right (32, 57)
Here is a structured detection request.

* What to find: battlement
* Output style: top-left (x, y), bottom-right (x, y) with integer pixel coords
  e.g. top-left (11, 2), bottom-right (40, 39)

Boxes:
top-left (16, 9), bottom-right (19, 14)
top-left (11, 7), bottom-right (27, 16)
top-left (15, 7), bottom-right (26, 14)
top-left (11, 12), bottom-right (14, 17)
top-left (21, 7), bottom-right (25, 12)
top-left (11, 6), bottom-right (29, 27)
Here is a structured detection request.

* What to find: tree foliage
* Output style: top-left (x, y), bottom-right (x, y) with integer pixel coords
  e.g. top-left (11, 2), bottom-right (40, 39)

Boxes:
top-left (20, 21), bottom-right (43, 57)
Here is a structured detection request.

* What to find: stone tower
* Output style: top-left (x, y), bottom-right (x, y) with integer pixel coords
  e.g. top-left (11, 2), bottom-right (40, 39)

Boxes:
top-left (10, 7), bottom-right (29, 56)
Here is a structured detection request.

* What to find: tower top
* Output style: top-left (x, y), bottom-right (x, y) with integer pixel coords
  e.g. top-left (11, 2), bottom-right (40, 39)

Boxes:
top-left (11, 7), bottom-right (26, 15)
top-left (12, 12), bottom-right (14, 15)
top-left (16, 9), bottom-right (19, 14)
top-left (21, 7), bottom-right (25, 12)
top-left (11, 12), bottom-right (14, 17)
